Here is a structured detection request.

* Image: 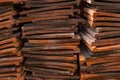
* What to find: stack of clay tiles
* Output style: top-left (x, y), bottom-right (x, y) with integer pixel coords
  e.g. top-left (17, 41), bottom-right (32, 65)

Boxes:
top-left (79, 0), bottom-right (120, 80)
top-left (17, 0), bottom-right (85, 80)
top-left (0, 1), bottom-right (24, 80)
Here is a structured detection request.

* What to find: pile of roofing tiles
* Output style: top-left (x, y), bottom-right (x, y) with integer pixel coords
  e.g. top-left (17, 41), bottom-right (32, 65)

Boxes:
top-left (0, 2), bottom-right (24, 80)
top-left (17, 0), bottom-right (85, 80)
top-left (80, 0), bottom-right (120, 80)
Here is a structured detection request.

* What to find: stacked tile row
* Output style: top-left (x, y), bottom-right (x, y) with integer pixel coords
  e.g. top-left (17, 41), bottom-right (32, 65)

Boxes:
top-left (0, 2), bottom-right (24, 80)
top-left (80, 0), bottom-right (120, 80)
top-left (17, 0), bottom-right (84, 80)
